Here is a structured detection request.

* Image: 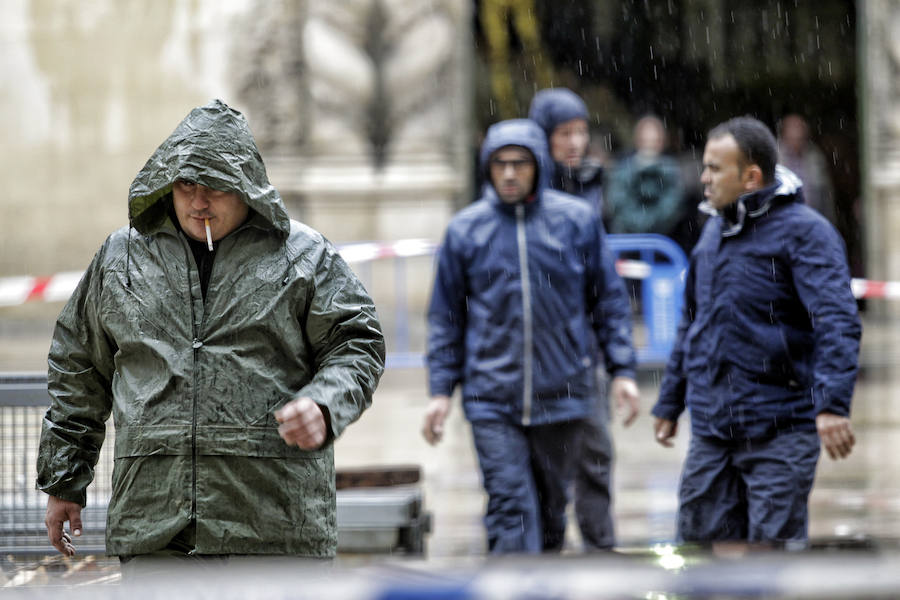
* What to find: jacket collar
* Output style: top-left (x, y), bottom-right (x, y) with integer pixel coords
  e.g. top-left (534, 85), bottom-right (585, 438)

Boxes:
top-left (699, 165), bottom-right (804, 237)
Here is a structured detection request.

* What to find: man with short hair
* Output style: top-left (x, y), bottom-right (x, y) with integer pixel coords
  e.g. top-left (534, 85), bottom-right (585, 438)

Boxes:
top-left (652, 116), bottom-right (861, 550)
top-left (38, 100), bottom-right (385, 564)
top-left (422, 118), bottom-right (637, 554)
top-left (528, 87), bottom-right (640, 551)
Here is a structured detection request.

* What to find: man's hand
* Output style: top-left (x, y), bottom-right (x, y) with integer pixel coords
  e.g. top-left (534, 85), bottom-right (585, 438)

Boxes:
top-left (610, 376), bottom-right (640, 427)
top-left (817, 411), bottom-right (855, 460)
top-left (275, 396), bottom-right (327, 450)
top-left (653, 417), bottom-right (678, 448)
top-left (45, 495), bottom-right (82, 557)
top-left (422, 395), bottom-right (451, 445)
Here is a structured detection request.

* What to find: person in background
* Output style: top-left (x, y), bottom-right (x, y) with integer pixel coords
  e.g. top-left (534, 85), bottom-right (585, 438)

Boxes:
top-left (777, 113), bottom-right (838, 227)
top-left (528, 87), bottom-right (605, 216)
top-left (528, 87), bottom-right (640, 551)
top-left (605, 115), bottom-right (684, 237)
top-left (422, 118), bottom-right (638, 554)
top-left (652, 116), bottom-right (860, 552)
top-left (37, 100), bottom-right (385, 571)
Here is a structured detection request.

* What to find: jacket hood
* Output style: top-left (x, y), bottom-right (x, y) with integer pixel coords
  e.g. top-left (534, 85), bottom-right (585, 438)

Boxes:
top-left (527, 88), bottom-right (589, 137)
top-left (701, 164), bottom-right (805, 237)
top-left (127, 99), bottom-right (290, 236)
top-left (479, 119), bottom-right (552, 203)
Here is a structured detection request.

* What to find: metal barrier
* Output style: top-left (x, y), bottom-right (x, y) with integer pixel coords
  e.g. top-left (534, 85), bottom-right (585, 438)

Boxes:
top-left (606, 233), bottom-right (688, 365)
top-left (0, 374), bottom-right (429, 557)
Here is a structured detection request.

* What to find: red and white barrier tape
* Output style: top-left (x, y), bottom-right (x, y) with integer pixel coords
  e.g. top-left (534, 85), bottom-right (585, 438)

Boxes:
top-left (0, 241), bottom-right (895, 306)
top-left (0, 240), bottom-right (439, 307)
top-left (850, 278), bottom-right (900, 300)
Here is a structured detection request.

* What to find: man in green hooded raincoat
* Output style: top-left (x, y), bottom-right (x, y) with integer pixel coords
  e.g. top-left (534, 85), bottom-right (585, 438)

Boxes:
top-left (36, 100), bottom-right (386, 561)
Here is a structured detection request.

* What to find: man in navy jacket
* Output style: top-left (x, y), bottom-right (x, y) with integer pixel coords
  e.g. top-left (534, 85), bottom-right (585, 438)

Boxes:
top-left (422, 119), bottom-right (638, 554)
top-left (652, 116), bottom-right (861, 550)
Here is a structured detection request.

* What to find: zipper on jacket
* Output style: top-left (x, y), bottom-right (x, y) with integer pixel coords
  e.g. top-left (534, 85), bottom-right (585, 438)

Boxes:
top-left (190, 337), bottom-right (201, 529)
top-left (515, 203), bottom-right (533, 425)
top-left (180, 233), bottom-right (203, 537)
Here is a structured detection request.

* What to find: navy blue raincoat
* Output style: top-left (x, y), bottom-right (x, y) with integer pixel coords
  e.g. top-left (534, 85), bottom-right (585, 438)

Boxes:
top-left (427, 119), bottom-right (635, 426)
top-left (652, 167), bottom-right (861, 440)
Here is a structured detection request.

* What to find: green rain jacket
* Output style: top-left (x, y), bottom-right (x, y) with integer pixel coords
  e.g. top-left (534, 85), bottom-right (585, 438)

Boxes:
top-left (36, 100), bottom-right (386, 557)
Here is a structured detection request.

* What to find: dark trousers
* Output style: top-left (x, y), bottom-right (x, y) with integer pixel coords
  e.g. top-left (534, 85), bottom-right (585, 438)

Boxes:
top-left (470, 417), bottom-right (584, 554)
top-left (573, 386), bottom-right (615, 550)
top-left (677, 430), bottom-right (820, 545)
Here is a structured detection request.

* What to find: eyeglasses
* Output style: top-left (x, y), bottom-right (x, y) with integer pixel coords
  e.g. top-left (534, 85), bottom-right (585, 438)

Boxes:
top-left (489, 158), bottom-right (533, 171)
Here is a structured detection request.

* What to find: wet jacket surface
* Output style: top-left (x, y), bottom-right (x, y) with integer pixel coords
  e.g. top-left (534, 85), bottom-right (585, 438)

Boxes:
top-left (652, 167), bottom-right (861, 440)
top-left (427, 119), bottom-right (635, 426)
top-left (552, 160), bottom-right (605, 217)
top-left (36, 100), bottom-right (386, 557)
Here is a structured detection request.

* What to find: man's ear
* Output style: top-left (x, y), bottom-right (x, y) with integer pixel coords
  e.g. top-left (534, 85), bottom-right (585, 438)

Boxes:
top-left (743, 164), bottom-right (765, 192)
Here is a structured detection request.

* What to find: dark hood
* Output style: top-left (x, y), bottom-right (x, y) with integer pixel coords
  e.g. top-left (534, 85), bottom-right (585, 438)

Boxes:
top-left (479, 119), bottom-right (553, 203)
top-left (127, 99), bottom-right (290, 236)
top-left (527, 88), bottom-right (589, 138)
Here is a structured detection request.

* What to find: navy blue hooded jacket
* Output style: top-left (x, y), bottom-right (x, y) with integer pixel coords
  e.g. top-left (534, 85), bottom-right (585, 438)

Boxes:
top-left (528, 88), bottom-right (604, 215)
top-left (427, 119), bottom-right (636, 426)
top-left (652, 167), bottom-right (861, 440)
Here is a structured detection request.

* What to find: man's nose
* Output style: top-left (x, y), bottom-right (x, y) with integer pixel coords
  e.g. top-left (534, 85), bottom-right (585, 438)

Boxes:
top-left (503, 163), bottom-right (517, 177)
top-left (192, 186), bottom-right (211, 206)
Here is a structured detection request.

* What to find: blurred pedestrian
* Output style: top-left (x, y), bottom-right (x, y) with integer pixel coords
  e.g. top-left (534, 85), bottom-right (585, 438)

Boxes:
top-left (422, 119), bottom-right (638, 554)
top-left (528, 87), bottom-right (640, 551)
top-left (777, 113), bottom-right (838, 226)
top-left (37, 100), bottom-right (385, 567)
top-left (528, 87), bottom-right (605, 216)
top-left (652, 116), bottom-right (861, 551)
top-left (605, 115), bottom-right (684, 237)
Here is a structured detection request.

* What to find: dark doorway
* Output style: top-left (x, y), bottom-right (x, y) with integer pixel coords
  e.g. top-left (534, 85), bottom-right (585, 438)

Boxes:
top-left (473, 0), bottom-right (862, 274)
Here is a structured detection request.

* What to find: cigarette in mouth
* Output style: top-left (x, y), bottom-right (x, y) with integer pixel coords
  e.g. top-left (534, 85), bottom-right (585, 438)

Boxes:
top-left (204, 218), bottom-right (213, 251)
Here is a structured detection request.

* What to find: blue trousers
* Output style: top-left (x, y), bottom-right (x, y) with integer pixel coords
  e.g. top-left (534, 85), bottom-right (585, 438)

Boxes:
top-left (470, 418), bottom-right (584, 554)
top-left (677, 430), bottom-right (820, 545)
top-left (574, 387), bottom-right (615, 550)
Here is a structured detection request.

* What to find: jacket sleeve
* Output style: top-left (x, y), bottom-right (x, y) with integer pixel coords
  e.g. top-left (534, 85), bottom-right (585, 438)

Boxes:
top-left (426, 228), bottom-right (467, 397)
top-left (297, 245), bottom-right (386, 439)
top-left (652, 257), bottom-right (695, 422)
top-left (36, 244), bottom-right (116, 507)
top-left (789, 218), bottom-right (862, 417)
top-left (586, 217), bottom-right (637, 379)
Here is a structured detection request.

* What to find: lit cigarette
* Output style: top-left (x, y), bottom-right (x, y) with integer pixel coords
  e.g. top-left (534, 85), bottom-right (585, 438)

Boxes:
top-left (204, 218), bottom-right (213, 251)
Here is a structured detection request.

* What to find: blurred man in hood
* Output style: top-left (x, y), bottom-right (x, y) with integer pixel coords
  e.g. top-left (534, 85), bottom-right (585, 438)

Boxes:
top-left (423, 118), bottom-right (637, 553)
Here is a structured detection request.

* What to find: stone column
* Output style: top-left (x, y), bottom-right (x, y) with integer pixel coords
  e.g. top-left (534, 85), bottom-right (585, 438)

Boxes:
top-left (862, 1), bottom-right (900, 317)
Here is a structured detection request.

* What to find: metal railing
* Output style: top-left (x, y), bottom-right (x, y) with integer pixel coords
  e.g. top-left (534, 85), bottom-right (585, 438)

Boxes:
top-left (0, 374), bottom-right (428, 556)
